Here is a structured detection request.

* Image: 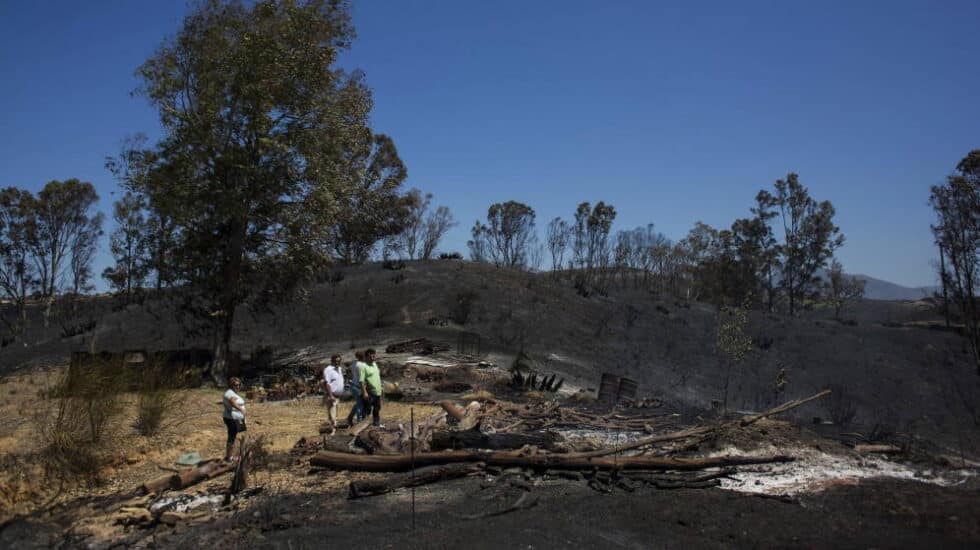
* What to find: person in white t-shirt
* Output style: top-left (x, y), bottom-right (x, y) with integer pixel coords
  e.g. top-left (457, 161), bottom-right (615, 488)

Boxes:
top-left (222, 377), bottom-right (246, 461)
top-left (322, 355), bottom-right (345, 436)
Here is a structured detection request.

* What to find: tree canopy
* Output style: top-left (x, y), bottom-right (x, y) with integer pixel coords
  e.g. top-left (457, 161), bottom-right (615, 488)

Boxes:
top-left (116, 0), bottom-right (389, 381)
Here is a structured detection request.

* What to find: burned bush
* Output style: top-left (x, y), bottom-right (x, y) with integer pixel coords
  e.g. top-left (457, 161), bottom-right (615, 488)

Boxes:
top-left (451, 290), bottom-right (479, 325)
top-left (825, 383), bottom-right (858, 427)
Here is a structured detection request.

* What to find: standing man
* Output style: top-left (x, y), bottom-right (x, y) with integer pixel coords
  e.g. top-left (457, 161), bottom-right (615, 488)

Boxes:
top-left (322, 355), bottom-right (344, 436)
top-left (346, 350), bottom-right (366, 426)
top-left (359, 348), bottom-right (383, 428)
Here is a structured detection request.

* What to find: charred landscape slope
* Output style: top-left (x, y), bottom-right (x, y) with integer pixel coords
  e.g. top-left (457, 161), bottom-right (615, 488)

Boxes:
top-left (2, 260), bottom-right (977, 452)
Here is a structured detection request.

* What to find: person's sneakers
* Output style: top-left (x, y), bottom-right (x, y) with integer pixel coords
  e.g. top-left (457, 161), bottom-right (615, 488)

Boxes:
top-left (374, 423), bottom-right (385, 429)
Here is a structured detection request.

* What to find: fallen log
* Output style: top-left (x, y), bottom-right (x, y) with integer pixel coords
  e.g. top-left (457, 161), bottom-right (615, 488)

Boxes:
top-left (854, 444), bottom-right (903, 454)
top-left (740, 389), bottom-right (831, 426)
top-left (440, 400), bottom-right (466, 422)
top-left (175, 460), bottom-right (235, 489)
top-left (142, 473), bottom-right (178, 494)
top-left (430, 429), bottom-right (561, 452)
top-left (141, 460), bottom-right (235, 494)
top-left (348, 463), bottom-right (483, 498)
top-left (311, 449), bottom-right (793, 472)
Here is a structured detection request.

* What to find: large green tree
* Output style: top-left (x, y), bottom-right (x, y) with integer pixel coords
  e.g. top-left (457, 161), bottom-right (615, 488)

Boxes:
top-left (327, 132), bottom-right (412, 264)
top-left (120, 0), bottom-right (380, 382)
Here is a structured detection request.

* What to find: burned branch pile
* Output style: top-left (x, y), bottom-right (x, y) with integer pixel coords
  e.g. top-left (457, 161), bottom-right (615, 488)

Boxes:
top-left (308, 390), bottom-right (832, 498)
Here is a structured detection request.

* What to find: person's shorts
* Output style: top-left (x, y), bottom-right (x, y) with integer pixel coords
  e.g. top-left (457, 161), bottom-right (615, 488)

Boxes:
top-left (223, 417), bottom-right (244, 444)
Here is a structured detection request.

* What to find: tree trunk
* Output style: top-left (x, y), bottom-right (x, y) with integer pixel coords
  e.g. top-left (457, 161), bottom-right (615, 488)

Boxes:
top-left (311, 449), bottom-right (792, 472)
top-left (211, 215), bottom-right (246, 386)
top-left (939, 245), bottom-right (950, 328)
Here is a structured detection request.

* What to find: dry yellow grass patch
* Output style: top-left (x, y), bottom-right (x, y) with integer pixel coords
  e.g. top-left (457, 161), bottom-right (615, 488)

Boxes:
top-left (0, 366), bottom-right (439, 521)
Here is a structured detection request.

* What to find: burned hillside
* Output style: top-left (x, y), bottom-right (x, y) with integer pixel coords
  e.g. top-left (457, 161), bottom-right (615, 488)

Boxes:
top-left (2, 259), bottom-right (977, 455)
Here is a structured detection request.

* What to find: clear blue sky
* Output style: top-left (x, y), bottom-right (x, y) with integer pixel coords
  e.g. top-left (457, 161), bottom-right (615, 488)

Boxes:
top-left (2, 1), bottom-right (978, 288)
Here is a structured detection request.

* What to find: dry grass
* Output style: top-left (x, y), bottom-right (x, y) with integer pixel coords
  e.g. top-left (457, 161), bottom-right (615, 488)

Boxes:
top-left (0, 366), bottom-right (440, 523)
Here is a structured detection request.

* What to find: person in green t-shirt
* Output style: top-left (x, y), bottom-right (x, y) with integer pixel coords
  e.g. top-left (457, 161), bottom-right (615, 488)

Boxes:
top-left (359, 348), bottom-right (383, 427)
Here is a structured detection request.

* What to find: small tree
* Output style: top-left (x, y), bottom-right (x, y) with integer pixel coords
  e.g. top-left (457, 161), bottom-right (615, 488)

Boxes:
top-left (716, 305), bottom-right (754, 412)
top-left (546, 216), bottom-right (570, 277)
top-left (103, 191), bottom-right (151, 299)
top-left (822, 259), bottom-right (866, 320)
top-left (68, 211), bottom-right (103, 302)
top-left (398, 189), bottom-right (429, 260)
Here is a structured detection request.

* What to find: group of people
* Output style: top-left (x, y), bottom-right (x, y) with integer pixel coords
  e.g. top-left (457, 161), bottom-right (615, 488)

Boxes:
top-left (220, 349), bottom-right (384, 461)
top-left (321, 348), bottom-right (384, 435)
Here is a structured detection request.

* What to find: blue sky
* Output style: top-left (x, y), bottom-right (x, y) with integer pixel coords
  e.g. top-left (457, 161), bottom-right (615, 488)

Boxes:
top-left (2, 1), bottom-right (978, 288)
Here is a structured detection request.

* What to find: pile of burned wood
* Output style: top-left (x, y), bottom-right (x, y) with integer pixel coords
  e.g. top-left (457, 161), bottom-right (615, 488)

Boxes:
top-left (303, 390), bottom-right (831, 499)
top-left (509, 370), bottom-right (564, 393)
top-left (385, 338), bottom-right (452, 355)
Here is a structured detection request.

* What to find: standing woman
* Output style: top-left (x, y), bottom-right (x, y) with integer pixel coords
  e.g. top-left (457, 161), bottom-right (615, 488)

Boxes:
top-left (223, 377), bottom-right (246, 461)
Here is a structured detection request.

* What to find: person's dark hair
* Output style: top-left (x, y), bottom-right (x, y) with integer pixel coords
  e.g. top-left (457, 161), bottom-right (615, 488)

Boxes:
top-left (331, 354), bottom-right (342, 363)
top-left (228, 376), bottom-right (241, 388)
top-left (355, 350), bottom-right (365, 361)
top-left (365, 348), bottom-right (376, 357)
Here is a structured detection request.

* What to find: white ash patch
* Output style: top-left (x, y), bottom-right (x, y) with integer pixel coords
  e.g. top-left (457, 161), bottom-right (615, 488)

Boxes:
top-left (150, 493), bottom-right (225, 514)
top-left (707, 444), bottom-right (976, 496)
top-left (554, 428), bottom-right (647, 450)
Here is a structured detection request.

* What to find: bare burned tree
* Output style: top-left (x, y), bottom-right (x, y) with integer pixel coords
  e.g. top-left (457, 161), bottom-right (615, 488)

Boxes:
top-left (0, 188), bottom-right (38, 335)
top-left (469, 201), bottom-right (537, 269)
top-left (421, 204), bottom-right (455, 260)
top-left (546, 216), bottom-right (570, 278)
top-left (930, 150), bottom-right (980, 375)
top-left (571, 201), bottom-right (616, 296)
top-left (822, 259), bottom-right (865, 320)
top-left (102, 191), bottom-right (151, 300)
top-left (25, 179), bottom-right (102, 326)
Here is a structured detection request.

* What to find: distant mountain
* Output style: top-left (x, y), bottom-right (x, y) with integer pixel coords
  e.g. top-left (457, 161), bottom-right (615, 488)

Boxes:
top-left (849, 274), bottom-right (938, 301)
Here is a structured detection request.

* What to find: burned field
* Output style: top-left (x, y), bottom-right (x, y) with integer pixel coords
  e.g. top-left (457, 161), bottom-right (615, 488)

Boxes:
top-left (1, 343), bottom-right (978, 549)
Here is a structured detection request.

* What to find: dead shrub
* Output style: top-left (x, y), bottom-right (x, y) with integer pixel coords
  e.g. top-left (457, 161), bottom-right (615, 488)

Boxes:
top-left (35, 360), bottom-right (128, 481)
top-left (451, 290), bottom-right (479, 324)
top-left (135, 363), bottom-right (184, 437)
top-left (825, 383), bottom-right (858, 427)
top-left (58, 359), bottom-right (129, 444)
